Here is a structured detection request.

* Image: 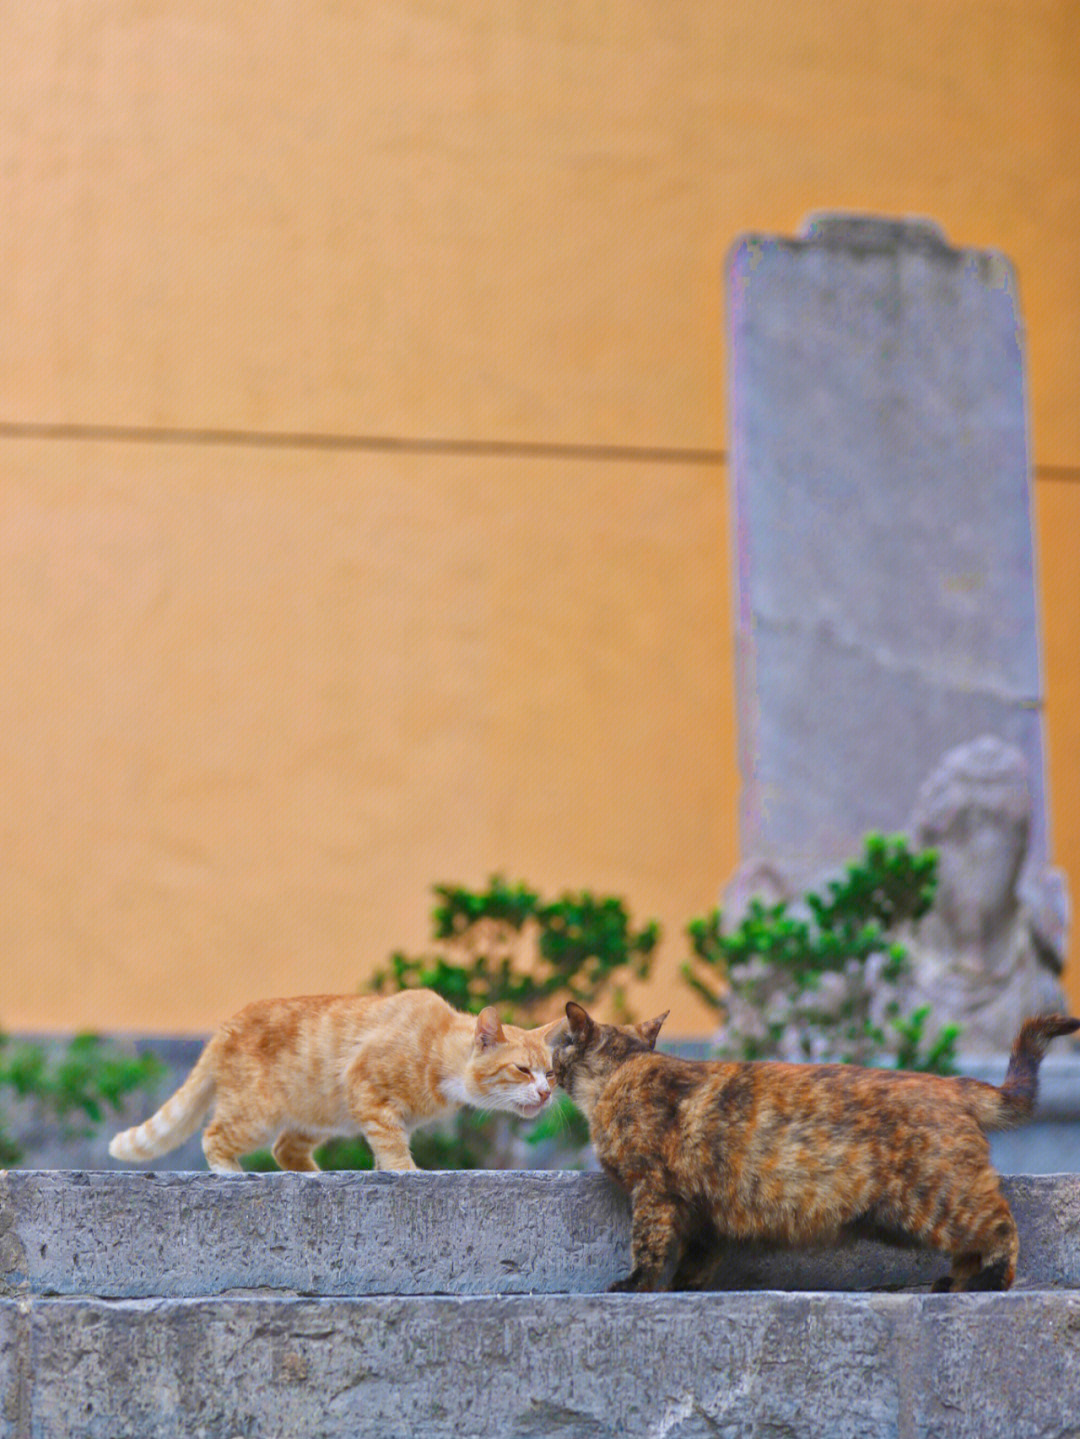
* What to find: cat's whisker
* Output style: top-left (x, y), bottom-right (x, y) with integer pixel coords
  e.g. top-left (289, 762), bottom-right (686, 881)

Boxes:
top-left (546, 1096), bottom-right (572, 1136)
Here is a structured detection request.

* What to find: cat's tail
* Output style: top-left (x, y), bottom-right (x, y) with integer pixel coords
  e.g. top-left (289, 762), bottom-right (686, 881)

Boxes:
top-left (108, 1046), bottom-right (217, 1162)
top-left (973, 1014), bottom-right (1080, 1130)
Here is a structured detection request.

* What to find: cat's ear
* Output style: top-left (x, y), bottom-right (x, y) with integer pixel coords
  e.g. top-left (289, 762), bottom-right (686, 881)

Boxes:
top-left (538, 1018), bottom-right (567, 1044)
top-left (473, 1006), bottom-right (506, 1051)
top-left (635, 1011), bottom-right (669, 1049)
top-left (565, 1001), bottom-right (595, 1044)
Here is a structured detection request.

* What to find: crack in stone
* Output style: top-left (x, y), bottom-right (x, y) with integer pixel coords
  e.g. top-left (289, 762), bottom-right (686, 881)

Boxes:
top-left (750, 609), bottom-right (1040, 708)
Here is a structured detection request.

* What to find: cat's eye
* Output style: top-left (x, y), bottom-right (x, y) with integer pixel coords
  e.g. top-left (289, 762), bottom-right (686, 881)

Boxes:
top-left (514, 1065), bottom-right (533, 1078)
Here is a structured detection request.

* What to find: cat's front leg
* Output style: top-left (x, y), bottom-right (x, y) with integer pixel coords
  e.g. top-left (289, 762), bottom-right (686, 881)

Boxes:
top-left (367, 1132), bottom-right (418, 1171)
top-left (346, 1081), bottom-right (418, 1170)
top-left (671, 1227), bottom-right (724, 1291)
top-left (611, 1185), bottom-right (685, 1293)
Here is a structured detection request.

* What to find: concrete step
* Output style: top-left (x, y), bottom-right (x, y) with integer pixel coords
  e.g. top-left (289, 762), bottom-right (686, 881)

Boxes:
top-left (2, 1170), bottom-right (1079, 1299)
top-left (3, 1172), bottom-right (1079, 1438)
top-left (2, 1289), bottom-right (1078, 1439)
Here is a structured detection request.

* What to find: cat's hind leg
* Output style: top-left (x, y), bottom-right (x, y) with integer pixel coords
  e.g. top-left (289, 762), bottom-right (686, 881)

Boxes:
top-left (272, 1131), bottom-right (321, 1172)
top-left (929, 1186), bottom-right (1018, 1292)
top-left (202, 1117), bottom-right (265, 1173)
top-left (202, 1101), bottom-right (275, 1174)
top-left (671, 1225), bottom-right (724, 1291)
top-left (933, 1222), bottom-right (1017, 1292)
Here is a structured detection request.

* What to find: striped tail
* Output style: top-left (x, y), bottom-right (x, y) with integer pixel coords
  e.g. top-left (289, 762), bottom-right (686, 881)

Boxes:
top-left (108, 1048), bottom-right (216, 1162)
top-left (973, 1014), bottom-right (1080, 1130)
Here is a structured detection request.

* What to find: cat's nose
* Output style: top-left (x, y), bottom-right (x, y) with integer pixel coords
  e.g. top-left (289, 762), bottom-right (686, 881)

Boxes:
top-left (538, 1081), bottom-right (551, 1102)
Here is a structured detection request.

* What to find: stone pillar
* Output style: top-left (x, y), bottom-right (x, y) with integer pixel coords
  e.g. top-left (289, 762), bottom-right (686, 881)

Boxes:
top-left (726, 214), bottom-right (1049, 890)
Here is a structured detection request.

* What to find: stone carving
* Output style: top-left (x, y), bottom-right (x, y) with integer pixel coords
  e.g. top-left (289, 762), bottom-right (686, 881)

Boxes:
top-left (716, 736), bottom-right (1071, 1061)
top-left (900, 736), bottom-right (1069, 1056)
top-left (721, 857), bottom-right (791, 930)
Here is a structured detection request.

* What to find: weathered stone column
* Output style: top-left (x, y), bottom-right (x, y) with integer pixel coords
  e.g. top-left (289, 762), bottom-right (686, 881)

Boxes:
top-left (726, 214), bottom-right (1048, 890)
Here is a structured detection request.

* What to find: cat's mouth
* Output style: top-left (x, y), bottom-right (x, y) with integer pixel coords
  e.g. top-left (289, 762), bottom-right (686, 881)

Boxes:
top-left (515, 1099), bottom-right (548, 1120)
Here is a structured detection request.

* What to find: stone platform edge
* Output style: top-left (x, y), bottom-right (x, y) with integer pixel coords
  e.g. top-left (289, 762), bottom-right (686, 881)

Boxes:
top-left (2, 1169), bottom-right (1079, 1299)
top-left (2, 1291), bottom-right (1079, 1439)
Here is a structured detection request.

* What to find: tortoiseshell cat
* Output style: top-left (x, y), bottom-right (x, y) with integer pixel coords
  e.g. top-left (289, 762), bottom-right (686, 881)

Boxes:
top-left (551, 1000), bottom-right (1080, 1293)
top-left (110, 989), bottom-right (559, 1172)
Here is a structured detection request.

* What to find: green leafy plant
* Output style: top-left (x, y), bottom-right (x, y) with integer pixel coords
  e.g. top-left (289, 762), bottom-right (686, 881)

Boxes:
top-left (891, 1005), bottom-right (962, 1074)
top-left (373, 875), bottom-right (660, 1024)
top-left (240, 1123), bottom-right (494, 1174)
top-left (363, 876), bottom-right (660, 1170)
top-left (0, 1032), bottom-right (167, 1166)
top-left (682, 834), bottom-right (959, 1073)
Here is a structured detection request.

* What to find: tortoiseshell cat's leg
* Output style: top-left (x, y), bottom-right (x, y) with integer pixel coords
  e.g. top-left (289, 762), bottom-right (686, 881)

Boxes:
top-left (908, 1172), bottom-right (1020, 1292)
top-left (610, 1185), bottom-right (686, 1292)
top-left (671, 1227), bottom-right (725, 1291)
top-left (272, 1131), bottom-right (321, 1172)
top-left (930, 1205), bottom-right (1018, 1292)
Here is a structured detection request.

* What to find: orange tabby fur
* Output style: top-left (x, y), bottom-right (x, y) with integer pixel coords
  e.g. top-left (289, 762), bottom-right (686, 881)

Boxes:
top-left (109, 989), bottom-right (559, 1172)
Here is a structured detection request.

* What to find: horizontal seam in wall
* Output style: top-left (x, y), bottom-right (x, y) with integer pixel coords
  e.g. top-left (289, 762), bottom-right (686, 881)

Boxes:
top-left (0, 420), bottom-right (726, 468)
top-left (1, 421), bottom-right (1077, 483)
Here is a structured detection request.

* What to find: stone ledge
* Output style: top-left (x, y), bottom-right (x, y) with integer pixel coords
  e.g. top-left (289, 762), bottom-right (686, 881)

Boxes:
top-left (2, 1170), bottom-right (1078, 1300)
top-left (2, 1290), bottom-right (1078, 1439)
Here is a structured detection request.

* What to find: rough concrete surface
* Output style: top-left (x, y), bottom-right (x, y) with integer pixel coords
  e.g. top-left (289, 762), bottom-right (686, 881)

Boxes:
top-left (0, 1170), bottom-right (630, 1299)
top-left (3, 1290), bottom-right (1080, 1439)
top-left (2, 1170), bottom-right (1079, 1299)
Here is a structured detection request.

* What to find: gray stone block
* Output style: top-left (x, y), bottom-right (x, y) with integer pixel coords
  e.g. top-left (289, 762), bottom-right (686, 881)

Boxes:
top-left (989, 1121), bottom-right (1080, 1177)
top-left (0, 1170), bottom-right (630, 1299)
top-left (4, 1290), bottom-right (1080, 1439)
top-left (726, 213), bottom-right (1048, 885)
top-left (2, 1170), bottom-right (1078, 1300)
top-left (0, 1300), bottom-right (19, 1439)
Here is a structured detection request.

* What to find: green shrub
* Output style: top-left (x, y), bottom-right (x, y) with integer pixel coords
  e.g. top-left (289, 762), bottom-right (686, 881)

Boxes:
top-left (682, 834), bottom-right (960, 1073)
top-left (373, 875), bottom-right (659, 1024)
top-left (0, 1032), bottom-right (167, 1166)
top-left (241, 1126), bottom-right (491, 1174)
top-left (363, 876), bottom-right (659, 1169)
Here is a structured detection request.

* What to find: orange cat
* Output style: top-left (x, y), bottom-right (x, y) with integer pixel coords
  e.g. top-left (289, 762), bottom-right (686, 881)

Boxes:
top-left (109, 989), bottom-right (560, 1172)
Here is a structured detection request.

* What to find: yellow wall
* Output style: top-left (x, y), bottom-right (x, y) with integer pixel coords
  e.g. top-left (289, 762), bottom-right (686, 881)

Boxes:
top-left (1, 450), bottom-right (731, 1032)
top-left (2, 2), bottom-right (1078, 1033)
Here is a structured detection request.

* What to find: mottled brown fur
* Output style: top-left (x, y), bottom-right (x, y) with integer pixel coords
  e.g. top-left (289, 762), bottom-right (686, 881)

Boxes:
top-left (551, 1001), bottom-right (1080, 1293)
top-left (110, 990), bottom-right (559, 1172)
